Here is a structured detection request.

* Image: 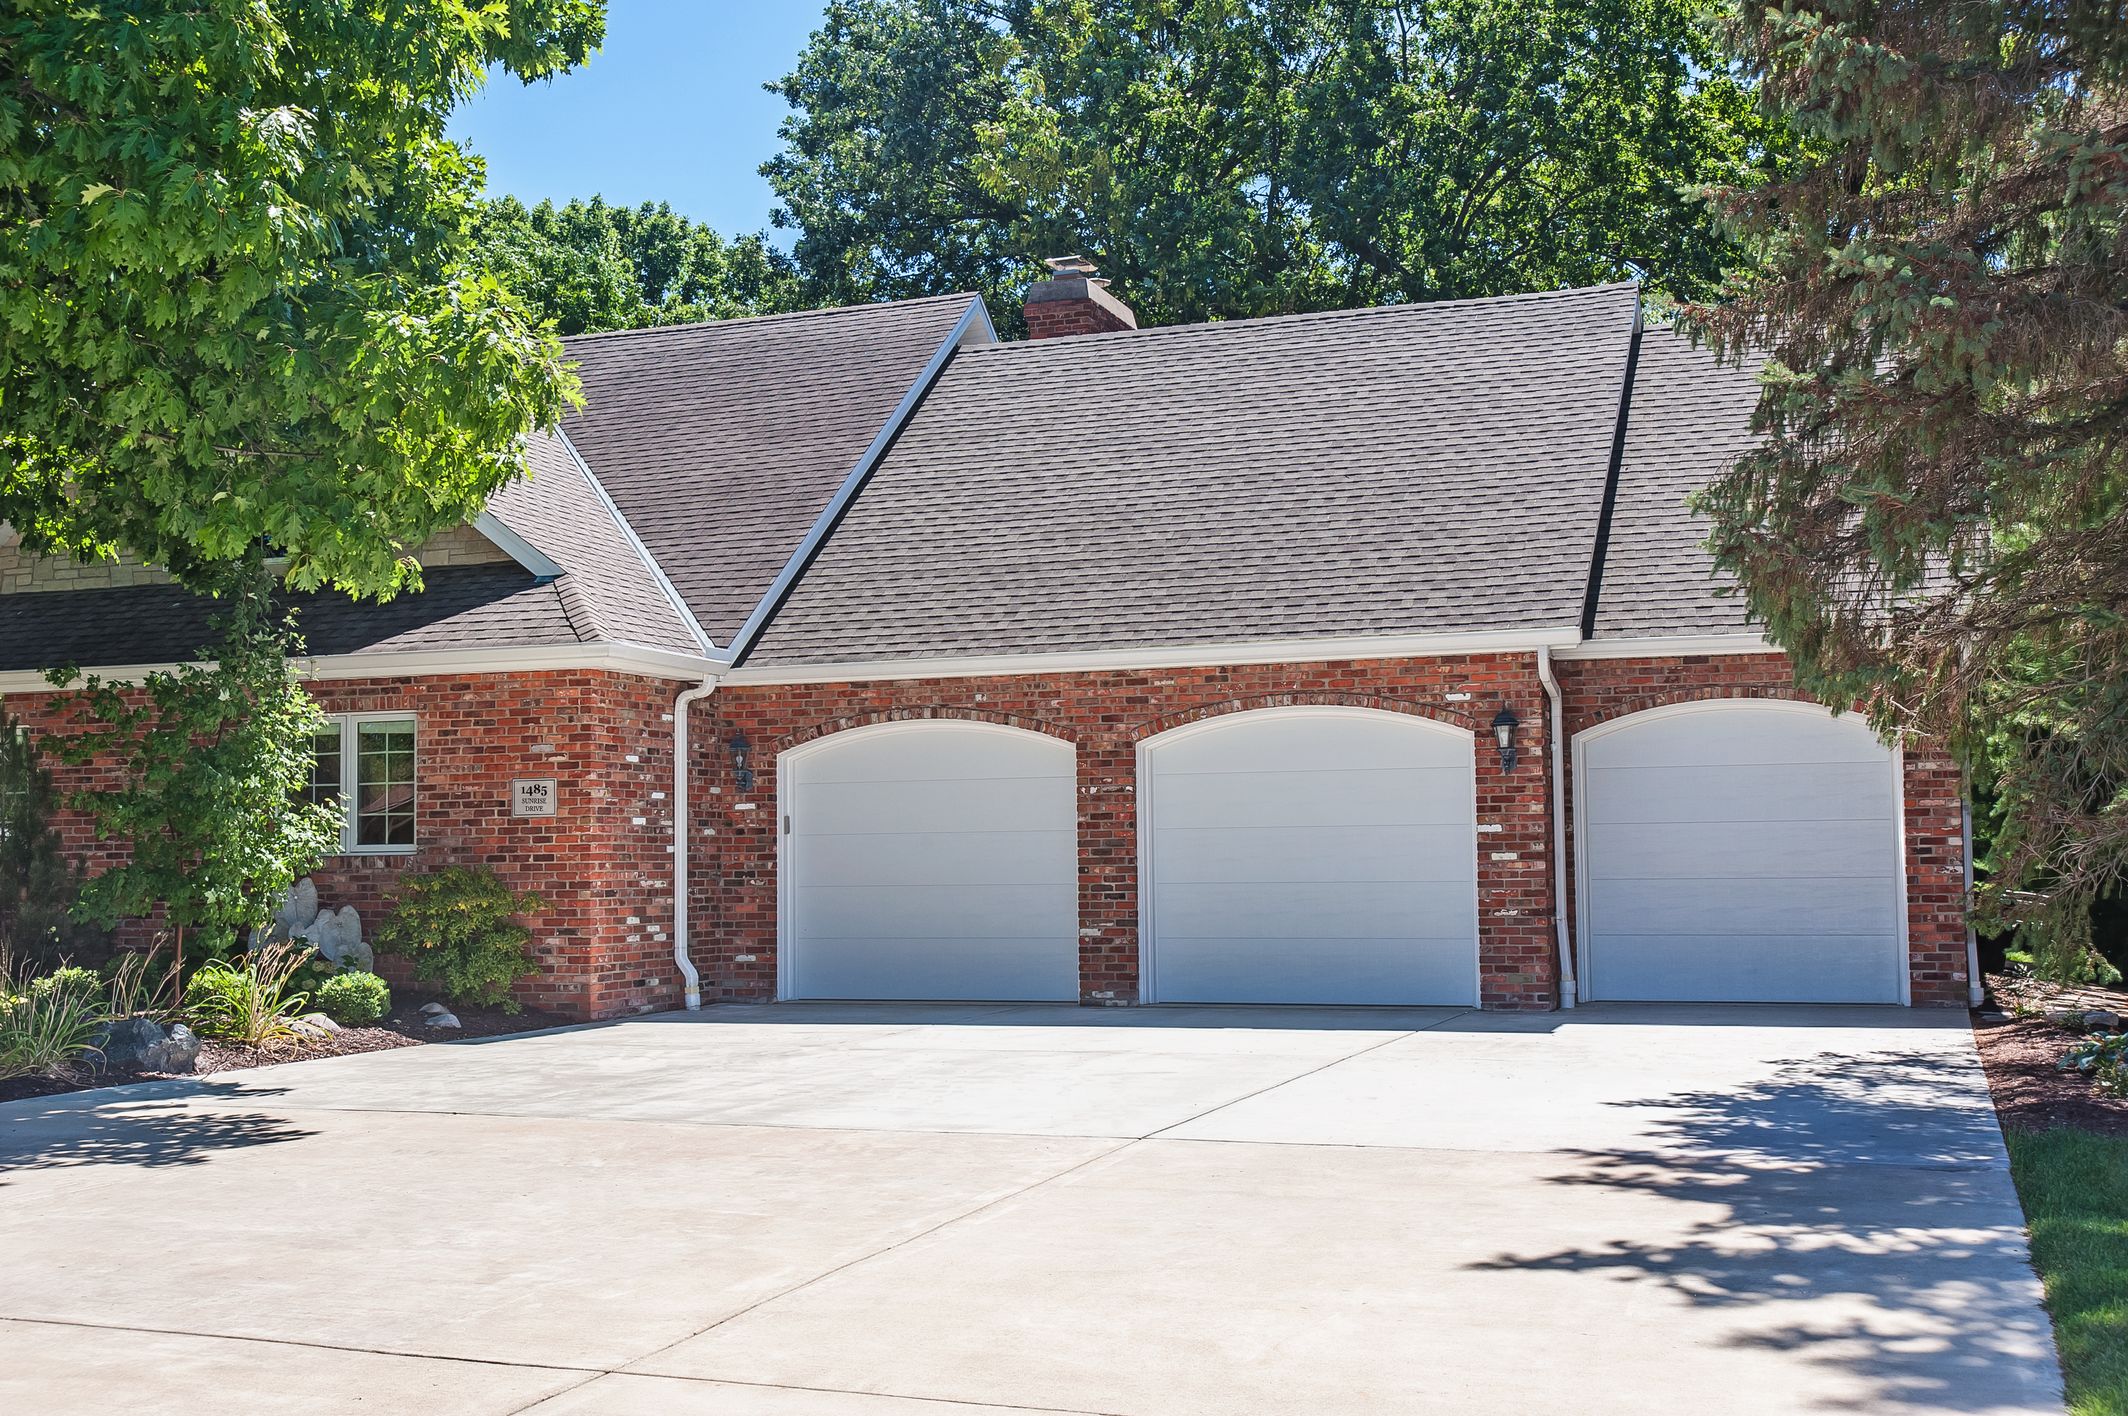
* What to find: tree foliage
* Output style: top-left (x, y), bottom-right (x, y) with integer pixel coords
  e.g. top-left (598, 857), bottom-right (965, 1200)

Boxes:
top-left (47, 564), bottom-right (344, 986)
top-left (0, 0), bottom-right (602, 597)
top-left (471, 196), bottom-right (802, 335)
top-left (1683, 0), bottom-right (2128, 976)
top-left (767, 0), bottom-right (1787, 327)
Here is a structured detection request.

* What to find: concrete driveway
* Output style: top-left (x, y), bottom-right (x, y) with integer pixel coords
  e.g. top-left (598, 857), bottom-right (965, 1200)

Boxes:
top-left (0, 1004), bottom-right (2061, 1415)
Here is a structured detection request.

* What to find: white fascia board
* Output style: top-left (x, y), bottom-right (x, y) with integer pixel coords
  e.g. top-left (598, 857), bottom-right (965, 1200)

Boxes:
top-left (723, 628), bottom-right (1578, 685)
top-left (469, 511), bottom-right (563, 582)
top-left (719, 296), bottom-right (997, 665)
top-left (551, 426), bottom-right (718, 655)
top-left (2, 641), bottom-right (727, 695)
top-left (1551, 633), bottom-right (1776, 660)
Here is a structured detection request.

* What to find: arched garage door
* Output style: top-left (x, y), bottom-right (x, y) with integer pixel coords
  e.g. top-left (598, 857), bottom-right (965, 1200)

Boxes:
top-left (780, 722), bottom-right (1078, 1000)
top-left (1576, 700), bottom-right (1906, 1004)
top-left (1140, 707), bottom-right (1479, 1005)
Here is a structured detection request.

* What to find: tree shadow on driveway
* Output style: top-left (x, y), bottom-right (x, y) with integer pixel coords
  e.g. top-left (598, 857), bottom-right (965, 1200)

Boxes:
top-left (1467, 1050), bottom-right (2063, 1414)
top-left (0, 1085), bottom-right (311, 1182)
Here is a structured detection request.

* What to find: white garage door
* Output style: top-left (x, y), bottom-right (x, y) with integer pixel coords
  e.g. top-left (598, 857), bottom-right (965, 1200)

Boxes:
top-left (1140, 708), bottom-right (1479, 1005)
top-left (1577, 701), bottom-right (1906, 1003)
top-left (781, 722), bottom-right (1078, 1000)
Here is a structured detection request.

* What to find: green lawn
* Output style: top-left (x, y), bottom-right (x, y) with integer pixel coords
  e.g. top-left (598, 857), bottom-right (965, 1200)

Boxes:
top-left (2006, 1129), bottom-right (2128, 1415)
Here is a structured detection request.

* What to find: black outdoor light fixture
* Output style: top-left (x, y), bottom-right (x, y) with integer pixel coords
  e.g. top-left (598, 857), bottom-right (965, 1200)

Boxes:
top-left (730, 732), bottom-right (755, 792)
top-left (1490, 704), bottom-right (1521, 773)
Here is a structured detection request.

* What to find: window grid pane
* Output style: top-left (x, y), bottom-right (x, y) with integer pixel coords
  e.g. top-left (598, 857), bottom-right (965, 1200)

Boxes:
top-left (352, 720), bottom-right (416, 849)
top-left (305, 728), bottom-right (343, 812)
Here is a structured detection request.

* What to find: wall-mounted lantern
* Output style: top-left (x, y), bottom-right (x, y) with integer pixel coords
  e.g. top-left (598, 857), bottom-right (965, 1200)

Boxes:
top-left (1490, 705), bottom-right (1521, 774)
top-left (730, 732), bottom-right (755, 792)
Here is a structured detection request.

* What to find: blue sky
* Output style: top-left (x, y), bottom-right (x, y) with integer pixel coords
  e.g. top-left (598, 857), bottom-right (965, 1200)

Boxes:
top-left (447, 3), bottom-right (828, 236)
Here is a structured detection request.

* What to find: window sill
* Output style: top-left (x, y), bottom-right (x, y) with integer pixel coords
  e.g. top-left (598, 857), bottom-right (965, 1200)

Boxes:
top-left (332, 846), bottom-right (419, 858)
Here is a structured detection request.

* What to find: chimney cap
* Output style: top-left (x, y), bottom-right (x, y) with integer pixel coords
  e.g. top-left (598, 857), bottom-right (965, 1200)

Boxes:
top-left (1042, 254), bottom-right (1101, 278)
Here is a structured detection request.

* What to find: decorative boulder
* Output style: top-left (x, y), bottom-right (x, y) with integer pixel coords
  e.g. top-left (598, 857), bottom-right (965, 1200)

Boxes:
top-left (90, 1017), bottom-right (201, 1075)
top-left (424, 1010), bottom-right (462, 1030)
top-left (299, 904), bottom-right (371, 972)
top-left (288, 1012), bottom-right (343, 1042)
top-left (2084, 1010), bottom-right (2123, 1034)
top-left (264, 877), bottom-right (320, 944)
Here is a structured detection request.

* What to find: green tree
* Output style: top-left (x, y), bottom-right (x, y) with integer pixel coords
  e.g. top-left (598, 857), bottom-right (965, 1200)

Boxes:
top-left (1683, 0), bottom-right (2128, 977)
top-left (47, 565), bottom-right (345, 992)
top-left (0, 1), bottom-right (601, 597)
top-left (767, 0), bottom-right (1786, 328)
top-left (470, 196), bottom-right (802, 335)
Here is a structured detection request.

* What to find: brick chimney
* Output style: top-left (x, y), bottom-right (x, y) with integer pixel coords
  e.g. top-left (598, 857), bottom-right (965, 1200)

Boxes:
top-left (1024, 255), bottom-right (1138, 339)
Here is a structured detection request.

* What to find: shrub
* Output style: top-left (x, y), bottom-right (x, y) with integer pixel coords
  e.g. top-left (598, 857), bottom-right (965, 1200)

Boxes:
top-left (374, 868), bottom-right (544, 1012)
top-left (0, 957), bottom-right (107, 1081)
top-left (314, 971), bottom-right (390, 1027)
top-left (0, 715), bottom-right (103, 970)
top-left (30, 965), bottom-right (102, 1005)
top-left (183, 940), bottom-right (315, 1046)
top-left (2060, 1033), bottom-right (2128, 1099)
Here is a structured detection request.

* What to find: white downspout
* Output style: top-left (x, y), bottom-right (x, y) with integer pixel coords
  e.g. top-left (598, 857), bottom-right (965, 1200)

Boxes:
top-left (1963, 794), bottom-right (1983, 1008)
top-left (1537, 647), bottom-right (1577, 1008)
top-left (672, 679), bottom-right (718, 1010)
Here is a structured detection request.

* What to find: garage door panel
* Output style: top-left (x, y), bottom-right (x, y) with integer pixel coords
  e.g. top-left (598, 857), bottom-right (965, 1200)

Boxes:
top-left (793, 937), bottom-right (1080, 1001)
top-left (799, 730), bottom-right (1071, 784)
top-left (1155, 881), bottom-right (1477, 943)
top-left (1587, 819), bottom-right (1898, 881)
top-left (1588, 709), bottom-right (1886, 769)
top-left (1153, 936), bottom-right (1475, 1006)
top-left (1589, 877), bottom-right (1900, 937)
top-left (793, 830), bottom-right (1077, 889)
top-left (1151, 824), bottom-right (1475, 885)
top-left (1578, 704), bottom-right (1904, 1004)
top-left (795, 776), bottom-right (1074, 836)
top-left (1152, 767), bottom-right (1471, 829)
top-left (1589, 934), bottom-right (1905, 1004)
top-left (1584, 762), bottom-right (1893, 824)
top-left (1155, 716), bottom-right (1468, 775)
top-left (795, 883), bottom-right (1078, 942)
top-left (785, 725), bottom-right (1078, 1001)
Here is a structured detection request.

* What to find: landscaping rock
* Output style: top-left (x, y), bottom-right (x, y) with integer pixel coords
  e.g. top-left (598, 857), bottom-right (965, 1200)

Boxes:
top-left (288, 1012), bottom-right (343, 1041)
top-left (299, 904), bottom-right (371, 972)
top-left (89, 1017), bottom-right (201, 1074)
top-left (424, 1010), bottom-right (462, 1030)
top-left (2084, 1010), bottom-right (2122, 1033)
top-left (419, 1001), bottom-right (448, 1016)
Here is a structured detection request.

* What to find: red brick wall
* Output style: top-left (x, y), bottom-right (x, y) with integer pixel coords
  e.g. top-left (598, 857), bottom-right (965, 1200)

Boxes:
top-left (1553, 653), bottom-right (1970, 1007)
top-left (1023, 291), bottom-right (1137, 340)
top-left (4, 670), bottom-right (689, 1020)
top-left (697, 653), bottom-right (1562, 1009)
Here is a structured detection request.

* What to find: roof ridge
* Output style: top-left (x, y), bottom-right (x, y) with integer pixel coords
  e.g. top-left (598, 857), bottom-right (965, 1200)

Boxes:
top-left (560, 292), bottom-right (979, 347)
top-left (961, 280), bottom-right (1642, 356)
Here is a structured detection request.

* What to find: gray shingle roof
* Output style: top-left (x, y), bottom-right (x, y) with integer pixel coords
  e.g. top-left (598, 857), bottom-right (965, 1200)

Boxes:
top-left (742, 282), bottom-right (1643, 666)
top-left (558, 293), bottom-right (981, 646)
top-left (1588, 326), bottom-right (1763, 639)
top-left (0, 566), bottom-right (578, 672)
top-left (486, 431), bottom-right (702, 653)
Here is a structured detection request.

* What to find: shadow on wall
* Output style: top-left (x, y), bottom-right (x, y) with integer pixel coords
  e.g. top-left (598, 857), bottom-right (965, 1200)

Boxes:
top-left (1467, 1050), bottom-right (2061, 1413)
top-left (0, 1088), bottom-right (311, 1182)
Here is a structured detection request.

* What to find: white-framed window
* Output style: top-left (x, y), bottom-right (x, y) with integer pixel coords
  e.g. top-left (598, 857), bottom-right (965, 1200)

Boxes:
top-left (307, 714), bottom-right (417, 853)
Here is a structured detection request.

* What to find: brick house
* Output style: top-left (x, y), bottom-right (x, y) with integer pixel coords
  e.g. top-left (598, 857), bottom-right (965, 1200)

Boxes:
top-left (0, 271), bottom-right (1977, 1018)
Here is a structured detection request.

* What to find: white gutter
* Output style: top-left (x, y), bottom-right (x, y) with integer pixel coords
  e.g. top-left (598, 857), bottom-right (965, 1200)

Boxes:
top-left (1536, 646), bottom-right (1577, 1008)
top-left (671, 678), bottom-right (719, 1010)
top-left (1550, 633), bottom-right (1776, 660)
top-left (4, 640), bottom-right (727, 695)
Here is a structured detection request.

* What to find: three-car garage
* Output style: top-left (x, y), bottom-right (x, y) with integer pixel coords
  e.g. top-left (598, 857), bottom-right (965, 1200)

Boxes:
top-left (773, 702), bottom-right (1910, 1008)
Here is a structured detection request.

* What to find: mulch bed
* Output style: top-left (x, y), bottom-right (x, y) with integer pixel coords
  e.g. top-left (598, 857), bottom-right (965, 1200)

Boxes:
top-left (1975, 973), bottom-right (2128, 1139)
top-left (0, 998), bottom-right (571, 1105)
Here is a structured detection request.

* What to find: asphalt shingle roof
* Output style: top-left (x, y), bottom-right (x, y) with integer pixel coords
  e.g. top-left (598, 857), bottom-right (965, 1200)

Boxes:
top-left (486, 431), bottom-right (701, 653)
top-left (557, 293), bottom-right (980, 647)
top-left (0, 566), bottom-right (577, 673)
top-left (742, 283), bottom-right (1643, 666)
top-left (1588, 327), bottom-right (1764, 639)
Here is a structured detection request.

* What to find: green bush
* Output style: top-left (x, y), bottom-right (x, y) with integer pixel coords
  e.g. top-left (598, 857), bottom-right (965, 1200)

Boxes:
top-left (2060, 1033), bottom-right (2128, 1099)
top-left (0, 957), bottom-right (107, 1081)
top-left (373, 867), bottom-right (544, 1013)
top-left (314, 970), bottom-right (390, 1027)
top-left (30, 965), bottom-right (103, 1005)
top-left (183, 940), bottom-right (314, 1045)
